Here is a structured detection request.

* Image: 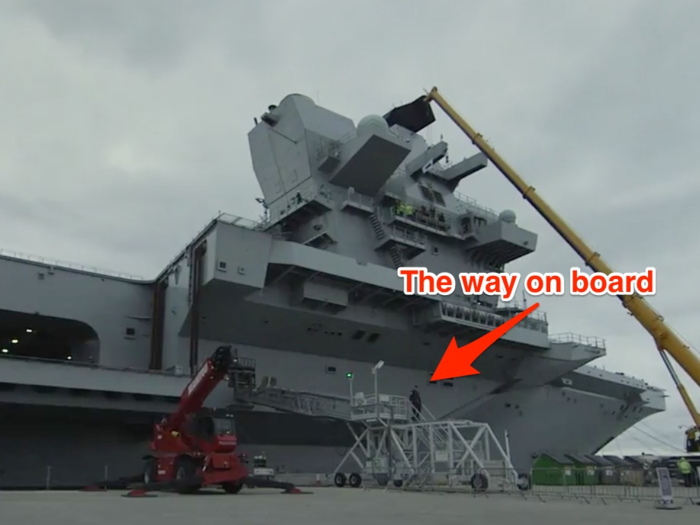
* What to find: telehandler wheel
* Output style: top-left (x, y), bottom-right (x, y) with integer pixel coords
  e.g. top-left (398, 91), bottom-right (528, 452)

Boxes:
top-left (143, 458), bottom-right (158, 484)
top-left (348, 472), bottom-right (362, 488)
top-left (222, 481), bottom-right (244, 494)
top-left (334, 472), bottom-right (347, 487)
top-left (174, 456), bottom-right (200, 494)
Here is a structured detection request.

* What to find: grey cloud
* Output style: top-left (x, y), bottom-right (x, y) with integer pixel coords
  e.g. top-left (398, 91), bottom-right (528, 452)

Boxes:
top-left (7, 0), bottom-right (268, 73)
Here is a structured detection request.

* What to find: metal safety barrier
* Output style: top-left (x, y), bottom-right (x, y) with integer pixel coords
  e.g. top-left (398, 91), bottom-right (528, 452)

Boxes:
top-left (387, 466), bottom-right (700, 504)
top-left (7, 464), bottom-right (700, 505)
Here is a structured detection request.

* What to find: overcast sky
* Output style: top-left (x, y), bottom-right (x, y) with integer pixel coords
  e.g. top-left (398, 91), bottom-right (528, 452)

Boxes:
top-left (1, 0), bottom-right (698, 456)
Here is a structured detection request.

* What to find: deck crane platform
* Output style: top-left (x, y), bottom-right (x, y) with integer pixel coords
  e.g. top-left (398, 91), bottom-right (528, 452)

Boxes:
top-left (136, 345), bottom-right (303, 495)
top-left (421, 87), bottom-right (700, 453)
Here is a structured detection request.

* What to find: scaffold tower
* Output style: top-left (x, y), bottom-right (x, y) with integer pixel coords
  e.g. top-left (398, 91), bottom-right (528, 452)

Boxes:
top-left (332, 392), bottom-right (519, 490)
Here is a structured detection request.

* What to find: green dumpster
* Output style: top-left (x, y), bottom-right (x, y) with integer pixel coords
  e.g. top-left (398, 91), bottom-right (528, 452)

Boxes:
top-left (585, 454), bottom-right (619, 484)
top-left (565, 453), bottom-right (598, 485)
top-left (531, 453), bottom-right (576, 486)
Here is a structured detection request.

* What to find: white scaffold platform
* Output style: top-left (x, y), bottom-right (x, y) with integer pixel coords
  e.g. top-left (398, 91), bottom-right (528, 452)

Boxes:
top-left (332, 392), bottom-right (519, 491)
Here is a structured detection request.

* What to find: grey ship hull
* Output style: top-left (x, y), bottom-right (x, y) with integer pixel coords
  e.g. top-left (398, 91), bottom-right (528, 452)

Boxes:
top-left (0, 241), bottom-right (663, 488)
top-left (0, 92), bottom-right (665, 488)
top-left (0, 349), bottom-right (662, 489)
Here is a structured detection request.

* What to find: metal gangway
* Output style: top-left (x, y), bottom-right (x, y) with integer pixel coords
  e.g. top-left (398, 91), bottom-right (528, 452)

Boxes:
top-left (232, 375), bottom-right (354, 420)
top-left (332, 392), bottom-right (519, 490)
top-left (231, 373), bottom-right (518, 491)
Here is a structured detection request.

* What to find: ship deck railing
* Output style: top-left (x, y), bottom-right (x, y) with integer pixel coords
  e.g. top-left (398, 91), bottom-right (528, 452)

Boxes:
top-left (1, 212), bottom-right (269, 283)
top-left (493, 299), bottom-right (549, 321)
top-left (342, 189), bottom-right (375, 211)
top-left (436, 300), bottom-right (549, 334)
top-left (216, 213), bottom-right (269, 231)
top-left (0, 248), bottom-right (145, 281)
top-left (159, 211), bottom-right (272, 275)
top-left (334, 126), bottom-right (404, 147)
top-left (549, 332), bottom-right (607, 350)
top-left (379, 192), bottom-right (499, 236)
top-left (452, 191), bottom-right (499, 222)
top-left (384, 224), bottom-right (428, 245)
top-left (381, 204), bottom-right (455, 236)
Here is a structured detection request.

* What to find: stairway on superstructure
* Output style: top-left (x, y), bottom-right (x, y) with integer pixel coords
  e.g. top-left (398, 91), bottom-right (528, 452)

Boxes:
top-left (368, 210), bottom-right (428, 269)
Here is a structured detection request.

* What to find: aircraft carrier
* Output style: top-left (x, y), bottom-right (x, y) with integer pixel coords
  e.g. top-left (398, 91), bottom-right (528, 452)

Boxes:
top-left (0, 93), bottom-right (665, 489)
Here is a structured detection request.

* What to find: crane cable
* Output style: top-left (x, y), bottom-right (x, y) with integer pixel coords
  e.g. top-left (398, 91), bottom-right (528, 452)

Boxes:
top-left (634, 424), bottom-right (685, 453)
top-left (627, 431), bottom-right (662, 456)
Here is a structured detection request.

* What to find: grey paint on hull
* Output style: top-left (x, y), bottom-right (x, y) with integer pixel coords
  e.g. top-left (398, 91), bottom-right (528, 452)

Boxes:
top-left (0, 406), bottom-right (353, 489)
top-left (0, 385), bottom-right (659, 489)
top-left (0, 92), bottom-right (666, 487)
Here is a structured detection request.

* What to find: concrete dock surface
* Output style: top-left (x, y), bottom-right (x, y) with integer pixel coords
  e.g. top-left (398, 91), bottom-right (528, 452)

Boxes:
top-left (0, 487), bottom-right (697, 525)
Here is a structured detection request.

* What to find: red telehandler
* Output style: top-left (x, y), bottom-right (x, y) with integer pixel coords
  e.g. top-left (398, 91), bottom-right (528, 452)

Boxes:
top-left (86, 345), bottom-right (303, 496)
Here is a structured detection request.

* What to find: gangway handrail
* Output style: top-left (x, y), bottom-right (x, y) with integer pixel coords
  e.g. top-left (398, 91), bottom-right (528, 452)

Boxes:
top-left (253, 386), bottom-right (350, 403)
top-left (247, 386), bottom-right (441, 424)
top-left (420, 405), bottom-right (438, 422)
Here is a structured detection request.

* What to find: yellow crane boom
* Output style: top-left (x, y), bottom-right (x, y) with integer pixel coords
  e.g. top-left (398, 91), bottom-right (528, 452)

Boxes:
top-left (424, 87), bottom-right (700, 435)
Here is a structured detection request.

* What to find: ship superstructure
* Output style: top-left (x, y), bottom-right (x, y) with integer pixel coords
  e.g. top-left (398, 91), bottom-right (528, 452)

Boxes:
top-left (0, 93), bottom-right (664, 488)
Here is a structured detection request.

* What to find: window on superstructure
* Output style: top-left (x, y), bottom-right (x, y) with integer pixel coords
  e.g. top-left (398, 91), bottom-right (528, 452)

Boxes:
top-left (352, 330), bottom-right (366, 340)
top-left (325, 366), bottom-right (337, 374)
top-left (367, 333), bottom-right (380, 343)
top-left (461, 217), bottom-right (472, 234)
top-left (418, 184), bottom-right (446, 206)
top-left (419, 185), bottom-right (433, 202)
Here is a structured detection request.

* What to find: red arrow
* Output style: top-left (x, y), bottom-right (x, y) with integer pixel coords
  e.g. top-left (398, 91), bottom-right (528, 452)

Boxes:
top-left (430, 302), bottom-right (540, 381)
